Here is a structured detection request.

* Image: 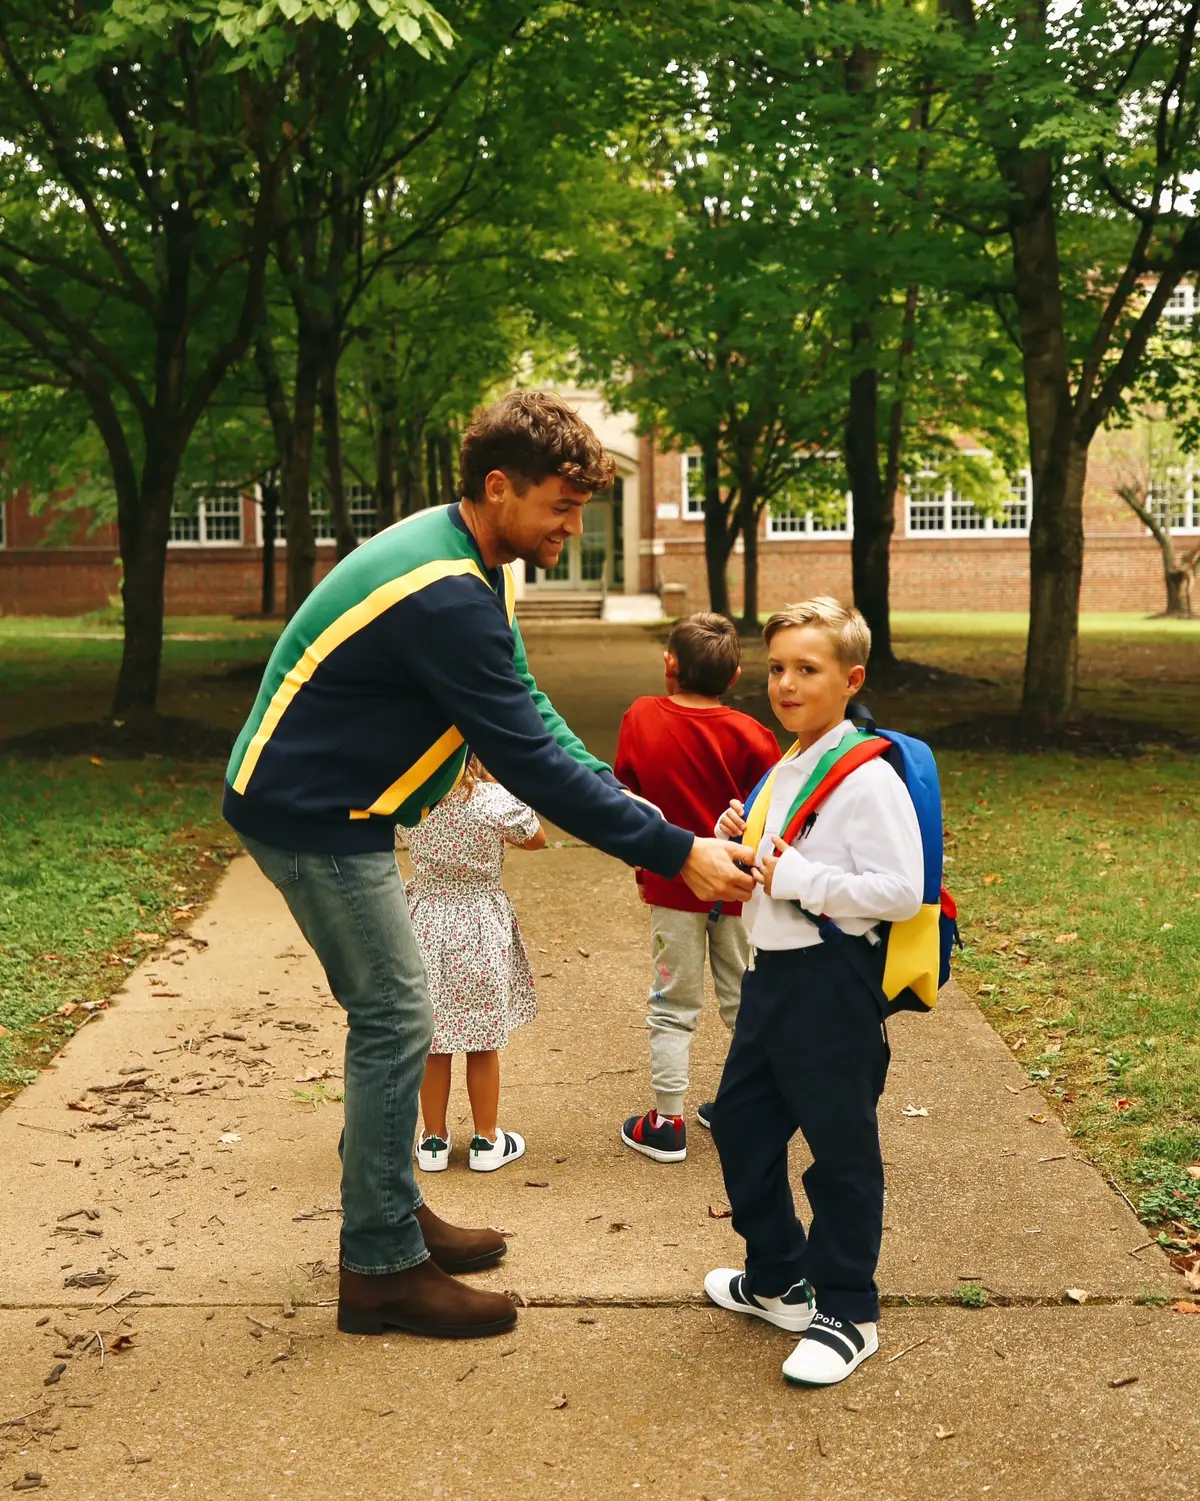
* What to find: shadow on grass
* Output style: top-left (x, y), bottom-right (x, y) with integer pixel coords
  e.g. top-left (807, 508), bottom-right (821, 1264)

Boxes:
top-left (1, 715), bottom-right (237, 761)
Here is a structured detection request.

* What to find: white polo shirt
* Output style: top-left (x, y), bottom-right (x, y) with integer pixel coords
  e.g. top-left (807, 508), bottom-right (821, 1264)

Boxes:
top-left (736, 719), bottom-right (925, 952)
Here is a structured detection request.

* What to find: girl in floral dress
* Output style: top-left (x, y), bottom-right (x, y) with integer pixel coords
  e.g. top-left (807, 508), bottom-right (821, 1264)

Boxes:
top-left (404, 757), bottom-right (545, 1174)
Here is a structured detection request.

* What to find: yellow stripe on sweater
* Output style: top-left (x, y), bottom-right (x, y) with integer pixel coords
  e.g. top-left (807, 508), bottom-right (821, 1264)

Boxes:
top-left (231, 557), bottom-right (488, 795)
top-left (352, 725), bottom-right (466, 819)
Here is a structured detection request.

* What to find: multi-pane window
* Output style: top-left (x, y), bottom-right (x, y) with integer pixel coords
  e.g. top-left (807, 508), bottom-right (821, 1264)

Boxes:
top-left (905, 470), bottom-right (1031, 536)
top-left (168, 488), bottom-right (244, 545)
top-left (765, 495), bottom-right (853, 538)
top-left (1147, 459), bottom-right (1199, 533)
top-left (1163, 282), bottom-right (1197, 324)
top-left (277, 485), bottom-right (379, 544)
top-left (681, 452), bottom-right (705, 517)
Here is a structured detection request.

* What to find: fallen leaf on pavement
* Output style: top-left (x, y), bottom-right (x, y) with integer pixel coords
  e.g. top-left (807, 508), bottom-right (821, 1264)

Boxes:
top-left (1028, 1114), bottom-right (1047, 1124)
top-left (549, 1394), bottom-right (568, 1410)
top-left (66, 1100), bottom-right (98, 1114)
top-left (934, 1425), bottom-right (955, 1440)
top-left (1065, 1288), bottom-right (1089, 1304)
top-left (107, 1332), bottom-right (137, 1353)
top-left (902, 1104), bottom-right (929, 1117)
top-left (218, 1132), bottom-right (241, 1145)
top-left (294, 1069), bottom-right (332, 1084)
top-left (608, 1222), bottom-right (631, 1233)
top-left (707, 1204), bottom-right (733, 1219)
top-left (1172, 1300), bottom-right (1200, 1315)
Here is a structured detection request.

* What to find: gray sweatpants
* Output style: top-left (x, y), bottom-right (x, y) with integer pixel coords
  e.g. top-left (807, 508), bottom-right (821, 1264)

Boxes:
top-left (647, 906), bottom-right (750, 1117)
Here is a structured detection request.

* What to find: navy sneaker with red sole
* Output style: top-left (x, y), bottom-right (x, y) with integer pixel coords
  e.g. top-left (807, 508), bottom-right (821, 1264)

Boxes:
top-left (621, 1109), bottom-right (687, 1163)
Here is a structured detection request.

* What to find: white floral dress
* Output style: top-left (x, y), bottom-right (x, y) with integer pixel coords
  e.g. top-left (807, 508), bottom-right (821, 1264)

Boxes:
top-left (403, 781), bottom-right (539, 1055)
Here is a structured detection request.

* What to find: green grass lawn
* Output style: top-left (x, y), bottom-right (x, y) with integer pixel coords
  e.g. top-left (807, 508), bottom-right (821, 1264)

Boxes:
top-left (0, 758), bottom-right (234, 1095)
top-left (0, 609), bottom-right (1197, 1244)
top-left (945, 752), bottom-right (1200, 1244)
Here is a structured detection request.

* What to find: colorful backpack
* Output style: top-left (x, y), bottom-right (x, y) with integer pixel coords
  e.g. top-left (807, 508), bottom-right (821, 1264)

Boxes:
top-left (739, 717), bottom-right (961, 1015)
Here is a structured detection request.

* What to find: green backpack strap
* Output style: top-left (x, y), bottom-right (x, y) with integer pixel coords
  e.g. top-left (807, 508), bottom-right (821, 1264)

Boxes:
top-left (775, 730), bottom-right (889, 846)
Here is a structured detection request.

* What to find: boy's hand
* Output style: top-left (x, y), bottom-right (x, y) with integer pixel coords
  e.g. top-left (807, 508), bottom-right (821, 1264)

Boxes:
top-left (716, 799), bottom-right (746, 839)
top-left (680, 837), bottom-right (757, 903)
top-left (760, 835), bottom-right (790, 897)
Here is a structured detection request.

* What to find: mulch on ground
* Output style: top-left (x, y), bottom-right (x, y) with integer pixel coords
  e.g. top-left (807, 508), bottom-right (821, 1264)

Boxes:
top-left (1, 716), bottom-right (237, 762)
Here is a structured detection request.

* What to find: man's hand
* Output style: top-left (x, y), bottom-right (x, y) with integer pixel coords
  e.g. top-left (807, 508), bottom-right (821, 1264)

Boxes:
top-left (680, 837), bottom-right (758, 904)
top-left (760, 834), bottom-right (790, 897)
top-left (716, 798), bottom-right (746, 839)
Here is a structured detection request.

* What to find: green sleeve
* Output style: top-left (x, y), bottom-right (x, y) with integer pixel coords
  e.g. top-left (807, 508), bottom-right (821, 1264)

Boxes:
top-left (511, 614), bottom-right (612, 775)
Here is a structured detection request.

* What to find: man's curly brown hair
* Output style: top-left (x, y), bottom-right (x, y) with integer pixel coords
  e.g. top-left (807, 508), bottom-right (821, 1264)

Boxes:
top-left (459, 390), bottom-right (617, 502)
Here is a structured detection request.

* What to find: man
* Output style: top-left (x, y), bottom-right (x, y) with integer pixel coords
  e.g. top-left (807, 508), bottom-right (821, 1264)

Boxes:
top-left (224, 390), bottom-right (756, 1340)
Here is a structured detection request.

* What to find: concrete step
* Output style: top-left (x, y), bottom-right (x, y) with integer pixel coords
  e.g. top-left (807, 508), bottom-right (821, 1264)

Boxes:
top-left (517, 593), bottom-right (605, 621)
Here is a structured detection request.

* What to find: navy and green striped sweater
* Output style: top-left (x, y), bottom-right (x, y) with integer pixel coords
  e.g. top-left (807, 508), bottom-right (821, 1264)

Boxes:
top-left (222, 503), bottom-right (693, 877)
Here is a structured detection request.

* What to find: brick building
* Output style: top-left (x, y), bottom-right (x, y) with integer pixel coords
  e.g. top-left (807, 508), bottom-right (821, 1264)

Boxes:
top-left (1, 374), bottom-right (1196, 621)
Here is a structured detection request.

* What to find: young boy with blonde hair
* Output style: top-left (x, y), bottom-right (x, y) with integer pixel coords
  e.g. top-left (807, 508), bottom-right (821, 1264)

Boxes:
top-left (704, 597), bottom-right (924, 1387)
top-left (615, 612), bottom-right (780, 1162)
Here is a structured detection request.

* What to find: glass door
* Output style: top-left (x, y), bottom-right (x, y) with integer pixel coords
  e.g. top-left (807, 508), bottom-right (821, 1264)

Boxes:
top-left (536, 495), bottom-right (613, 588)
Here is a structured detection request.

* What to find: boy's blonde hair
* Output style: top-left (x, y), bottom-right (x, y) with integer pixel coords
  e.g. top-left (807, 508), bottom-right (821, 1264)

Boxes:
top-left (763, 596), bottom-right (871, 668)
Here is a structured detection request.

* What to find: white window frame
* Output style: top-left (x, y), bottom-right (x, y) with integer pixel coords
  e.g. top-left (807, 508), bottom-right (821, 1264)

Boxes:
top-left (167, 486), bottom-right (246, 547)
top-left (1147, 455), bottom-right (1200, 534)
top-left (1162, 281), bottom-right (1197, 325)
top-left (765, 492), bottom-right (853, 540)
top-left (681, 451), bottom-right (705, 518)
top-left (905, 467), bottom-right (1031, 537)
top-left (267, 483), bottom-right (380, 547)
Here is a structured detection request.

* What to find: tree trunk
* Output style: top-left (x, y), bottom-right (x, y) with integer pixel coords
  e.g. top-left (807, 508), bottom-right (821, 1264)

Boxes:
top-left (112, 442), bottom-right (178, 717)
top-left (401, 419), bottom-right (425, 515)
top-left (425, 430), bottom-right (441, 509)
top-left (318, 357), bottom-right (357, 559)
top-left (1164, 565), bottom-right (1193, 617)
top-left (439, 431), bottom-right (456, 506)
top-left (1022, 435), bottom-right (1087, 717)
top-left (282, 329), bottom-right (321, 617)
top-left (1005, 149), bottom-right (1081, 726)
top-left (376, 404), bottom-right (398, 531)
top-left (701, 435), bottom-right (731, 616)
top-left (736, 432), bottom-right (760, 634)
top-left (844, 327), bottom-right (895, 666)
top-left (260, 469), bottom-right (279, 616)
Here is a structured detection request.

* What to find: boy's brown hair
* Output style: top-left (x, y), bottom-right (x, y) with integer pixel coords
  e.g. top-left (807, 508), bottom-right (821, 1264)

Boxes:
top-left (668, 611), bottom-right (742, 696)
top-left (459, 391), bottom-right (617, 502)
top-left (763, 596), bottom-right (872, 668)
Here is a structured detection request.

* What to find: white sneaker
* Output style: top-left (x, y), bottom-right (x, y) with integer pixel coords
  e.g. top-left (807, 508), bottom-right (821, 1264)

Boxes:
top-left (415, 1131), bottom-right (451, 1172)
top-left (782, 1312), bottom-right (878, 1386)
top-left (468, 1128), bottom-right (525, 1173)
top-left (704, 1268), bottom-right (816, 1334)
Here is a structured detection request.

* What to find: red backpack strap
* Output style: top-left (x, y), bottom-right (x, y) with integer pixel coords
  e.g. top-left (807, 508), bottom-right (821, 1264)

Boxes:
top-left (778, 736), bottom-right (890, 846)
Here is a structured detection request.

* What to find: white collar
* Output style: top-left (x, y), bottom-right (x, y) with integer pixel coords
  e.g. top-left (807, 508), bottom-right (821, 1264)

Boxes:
top-left (791, 719), bottom-right (855, 772)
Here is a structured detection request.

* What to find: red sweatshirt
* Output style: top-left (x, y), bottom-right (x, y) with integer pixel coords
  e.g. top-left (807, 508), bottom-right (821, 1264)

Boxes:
top-left (614, 696), bottom-right (781, 914)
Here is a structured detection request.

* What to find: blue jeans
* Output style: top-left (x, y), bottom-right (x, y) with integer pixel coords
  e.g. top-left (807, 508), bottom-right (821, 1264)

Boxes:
top-left (240, 836), bottom-right (433, 1275)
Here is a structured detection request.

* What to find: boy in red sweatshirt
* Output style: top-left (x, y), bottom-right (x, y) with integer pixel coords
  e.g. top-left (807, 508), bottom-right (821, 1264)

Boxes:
top-left (615, 613), bottom-right (780, 1162)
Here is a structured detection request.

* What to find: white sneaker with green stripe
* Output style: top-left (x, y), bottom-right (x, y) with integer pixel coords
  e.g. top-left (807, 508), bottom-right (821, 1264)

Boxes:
top-left (415, 1131), bottom-right (451, 1172)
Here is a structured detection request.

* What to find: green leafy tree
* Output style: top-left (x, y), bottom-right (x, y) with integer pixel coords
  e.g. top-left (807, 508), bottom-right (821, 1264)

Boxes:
top-left (0, 0), bottom-right (448, 715)
top-left (941, 1), bottom-right (1200, 724)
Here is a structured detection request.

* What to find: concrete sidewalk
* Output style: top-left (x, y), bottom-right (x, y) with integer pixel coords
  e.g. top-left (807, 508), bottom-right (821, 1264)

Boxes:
top-left (1, 849), bottom-right (1194, 1500)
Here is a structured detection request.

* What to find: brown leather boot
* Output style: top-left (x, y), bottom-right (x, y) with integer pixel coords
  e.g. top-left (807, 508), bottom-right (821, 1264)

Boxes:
top-left (338, 1258), bottom-right (517, 1338)
top-left (415, 1202), bottom-right (507, 1273)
